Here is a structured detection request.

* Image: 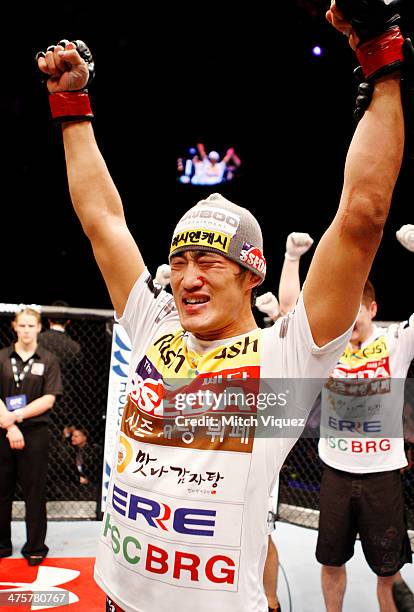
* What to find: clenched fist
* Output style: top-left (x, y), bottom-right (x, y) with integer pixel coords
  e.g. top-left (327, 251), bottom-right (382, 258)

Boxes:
top-left (155, 264), bottom-right (171, 288)
top-left (396, 225), bottom-right (414, 252)
top-left (255, 292), bottom-right (280, 320)
top-left (36, 40), bottom-right (92, 93)
top-left (285, 232), bottom-right (314, 262)
top-left (326, 1), bottom-right (359, 50)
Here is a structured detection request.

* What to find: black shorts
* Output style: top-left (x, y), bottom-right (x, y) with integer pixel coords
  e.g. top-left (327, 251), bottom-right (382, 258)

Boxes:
top-left (316, 464), bottom-right (412, 577)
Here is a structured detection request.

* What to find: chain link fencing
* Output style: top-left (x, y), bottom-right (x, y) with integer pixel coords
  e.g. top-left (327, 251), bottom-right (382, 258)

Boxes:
top-left (0, 304), bottom-right (113, 520)
top-left (3, 304), bottom-right (414, 553)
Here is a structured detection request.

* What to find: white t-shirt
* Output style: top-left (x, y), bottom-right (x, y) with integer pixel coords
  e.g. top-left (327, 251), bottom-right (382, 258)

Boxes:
top-left (319, 321), bottom-right (414, 473)
top-left (95, 269), bottom-right (351, 612)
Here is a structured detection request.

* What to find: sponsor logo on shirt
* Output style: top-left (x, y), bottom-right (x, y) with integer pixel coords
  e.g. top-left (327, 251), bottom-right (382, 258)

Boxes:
top-left (326, 437), bottom-right (391, 453)
top-left (111, 484), bottom-right (217, 537)
top-left (113, 438), bottom-right (249, 502)
top-left (327, 417), bottom-right (382, 433)
top-left (102, 512), bottom-right (239, 590)
top-left (117, 435), bottom-right (133, 474)
top-left (333, 336), bottom-right (391, 380)
top-left (321, 334), bottom-right (397, 457)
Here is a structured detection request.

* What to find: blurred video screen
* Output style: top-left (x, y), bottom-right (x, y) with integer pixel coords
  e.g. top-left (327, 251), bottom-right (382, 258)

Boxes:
top-left (177, 142), bottom-right (242, 186)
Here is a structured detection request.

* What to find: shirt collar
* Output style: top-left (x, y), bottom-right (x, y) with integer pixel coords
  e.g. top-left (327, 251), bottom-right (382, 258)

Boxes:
top-left (10, 343), bottom-right (43, 360)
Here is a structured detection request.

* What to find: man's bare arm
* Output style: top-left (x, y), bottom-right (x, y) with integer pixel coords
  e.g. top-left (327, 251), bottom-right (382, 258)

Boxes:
top-left (279, 259), bottom-right (301, 316)
top-left (304, 75), bottom-right (403, 346)
top-left (0, 395), bottom-right (56, 429)
top-left (62, 122), bottom-right (144, 315)
top-left (37, 42), bottom-right (144, 317)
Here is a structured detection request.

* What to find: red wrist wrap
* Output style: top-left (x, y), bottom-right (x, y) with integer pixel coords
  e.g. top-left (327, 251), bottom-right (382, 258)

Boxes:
top-left (49, 91), bottom-right (94, 121)
top-left (357, 27), bottom-right (404, 80)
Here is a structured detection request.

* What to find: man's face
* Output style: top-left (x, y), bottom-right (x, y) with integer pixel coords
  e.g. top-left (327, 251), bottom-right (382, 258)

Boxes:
top-left (71, 430), bottom-right (87, 446)
top-left (350, 301), bottom-right (377, 345)
top-left (170, 251), bottom-right (256, 340)
top-left (12, 314), bottom-right (41, 346)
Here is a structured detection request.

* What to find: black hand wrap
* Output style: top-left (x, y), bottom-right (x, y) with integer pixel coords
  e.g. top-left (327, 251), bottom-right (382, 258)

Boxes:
top-left (353, 66), bottom-right (374, 123)
top-left (335, 0), bottom-right (404, 80)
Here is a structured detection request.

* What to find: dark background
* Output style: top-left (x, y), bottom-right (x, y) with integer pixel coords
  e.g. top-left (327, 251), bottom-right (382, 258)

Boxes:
top-left (2, 2), bottom-right (414, 320)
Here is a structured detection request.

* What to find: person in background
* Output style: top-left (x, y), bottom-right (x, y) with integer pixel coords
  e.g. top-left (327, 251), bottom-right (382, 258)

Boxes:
top-left (39, 300), bottom-right (81, 367)
top-left (70, 426), bottom-right (99, 488)
top-left (154, 264), bottom-right (171, 290)
top-left (0, 308), bottom-right (62, 566)
top-left (63, 424), bottom-right (76, 442)
top-left (392, 223), bottom-right (414, 611)
top-left (39, 300), bottom-right (82, 499)
top-left (255, 232), bottom-right (314, 324)
top-left (191, 142), bottom-right (241, 185)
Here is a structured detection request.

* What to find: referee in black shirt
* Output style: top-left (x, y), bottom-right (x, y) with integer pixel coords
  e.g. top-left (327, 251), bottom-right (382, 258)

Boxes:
top-left (0, 308), bottom-right (62, 565)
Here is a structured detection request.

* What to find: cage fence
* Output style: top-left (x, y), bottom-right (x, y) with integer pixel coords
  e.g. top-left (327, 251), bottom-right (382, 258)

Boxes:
top-left (0, 304), bottom-right (113, 520)
top-left (2, 305), bottom-right (413, 554)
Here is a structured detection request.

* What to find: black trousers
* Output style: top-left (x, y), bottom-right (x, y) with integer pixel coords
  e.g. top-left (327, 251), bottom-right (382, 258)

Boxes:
top-left (0, 423), bottom-right (50, 558)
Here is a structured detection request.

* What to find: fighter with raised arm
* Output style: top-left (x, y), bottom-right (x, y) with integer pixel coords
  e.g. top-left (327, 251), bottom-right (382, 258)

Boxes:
top-left (36, 2), bottom-right (405, 609)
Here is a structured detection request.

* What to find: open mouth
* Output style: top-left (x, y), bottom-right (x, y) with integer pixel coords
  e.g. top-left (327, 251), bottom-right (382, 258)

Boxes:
top-left (183, 297), bottom-right (209, 305)
top-left (182, 296), bottom-right (210, 312)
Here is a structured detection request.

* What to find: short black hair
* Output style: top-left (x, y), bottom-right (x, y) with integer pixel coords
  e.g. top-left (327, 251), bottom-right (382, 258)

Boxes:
top-left (236, 267), bottom-right (259, 307)
top-left (49, 300), bottom-right (71, 326)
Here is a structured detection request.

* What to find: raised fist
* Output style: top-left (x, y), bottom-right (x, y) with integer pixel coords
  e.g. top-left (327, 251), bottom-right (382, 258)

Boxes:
top-left (396, 224), bottom-right (414, 252)
top-left (255, 292), bottom-right (280, 320)
top-left (326, 2), bottom-right (359, 50)
top-left (155, 264), bottom-right (171, 288)
top-left (285, 232), bottom-right (314, 261)
top-left (36, 40), bottom-right (93, 94)
top-left (334, 0), bottom-right (401, 42)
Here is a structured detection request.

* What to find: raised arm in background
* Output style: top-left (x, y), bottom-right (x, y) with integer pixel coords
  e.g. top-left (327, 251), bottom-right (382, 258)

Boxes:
top-left (279, 232), bottom-right (314, 315)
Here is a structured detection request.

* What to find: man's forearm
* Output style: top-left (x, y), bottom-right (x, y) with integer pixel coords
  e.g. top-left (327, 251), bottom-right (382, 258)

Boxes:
top-left (16, 395), bottom-right (56, 422)
top-left (303, 74), bottom-right (403, 347)
top-left (278, 258), bottom-right (301, 315)
top-left (62, 122), bottom-right (126, 236)
top-left (340, 75), bottom-right (403, 235)
top-left (0, 395), bottom-right (54, 429)
top-left (0, 400), bottom-right (13, 429)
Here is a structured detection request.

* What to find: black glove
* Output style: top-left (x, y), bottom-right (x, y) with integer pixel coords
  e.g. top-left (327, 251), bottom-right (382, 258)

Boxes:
top-left (335, 0), bottom-right (404, 80)
top-left (353, 66), bottom-right (374, 122)
top-left (335, 0), bottom-right (402, 43)
top-left (70, 40), bottom-right (95, 88)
